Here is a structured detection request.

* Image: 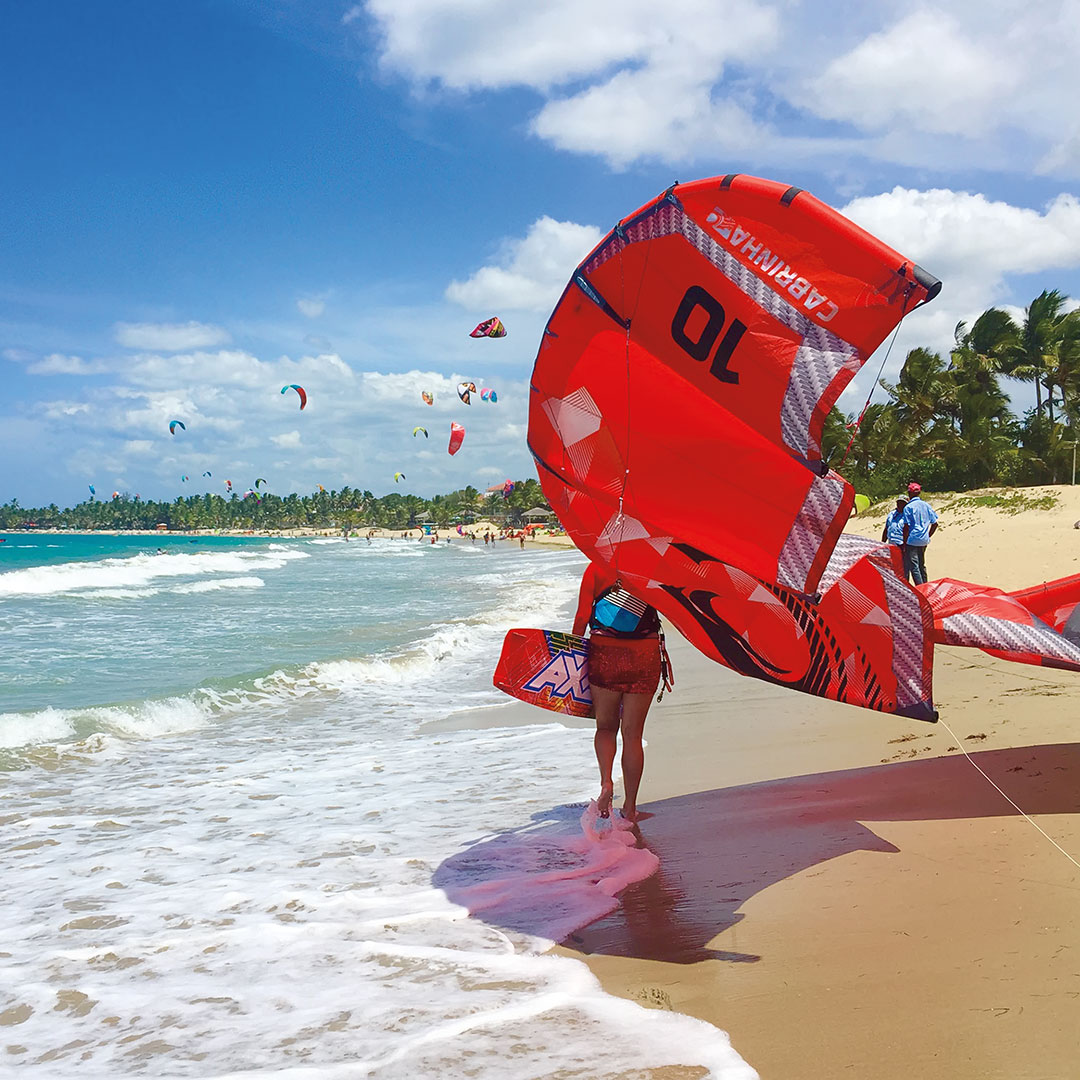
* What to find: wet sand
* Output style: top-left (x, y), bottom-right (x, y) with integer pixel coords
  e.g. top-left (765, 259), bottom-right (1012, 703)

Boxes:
top-left (457, 484), bottom-right (1080, 1078)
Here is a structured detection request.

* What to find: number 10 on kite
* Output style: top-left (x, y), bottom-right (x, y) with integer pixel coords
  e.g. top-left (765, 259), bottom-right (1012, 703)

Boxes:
top-left (671, 285), bottom-right (746, 385)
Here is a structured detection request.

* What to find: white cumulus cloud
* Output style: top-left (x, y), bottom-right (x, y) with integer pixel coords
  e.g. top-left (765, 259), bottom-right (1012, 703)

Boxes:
top-left (26, 353), bottom-right (110, 376)
top-left (446, 216), bottom-right (604, 312)
top-left (115, 321), bottom-right (232, 351)
top-left (836, 187), bottom-right (1080, 406)
top-left (357, 0), bottom-right (1080, 175)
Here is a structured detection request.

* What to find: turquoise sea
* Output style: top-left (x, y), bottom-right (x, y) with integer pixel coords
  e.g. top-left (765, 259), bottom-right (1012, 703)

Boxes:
top-left (0, 532), bottom-right (753, 1078)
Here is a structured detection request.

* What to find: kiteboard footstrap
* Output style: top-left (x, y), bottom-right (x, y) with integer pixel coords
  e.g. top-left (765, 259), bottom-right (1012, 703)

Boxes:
top-left (657, 628), bottom-right (675, 702)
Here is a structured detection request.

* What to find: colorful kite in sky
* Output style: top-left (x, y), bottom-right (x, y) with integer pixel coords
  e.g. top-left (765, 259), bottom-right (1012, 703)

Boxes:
top-left (169, 420), bottom-right (186, 435)
top-left (457, 381), bottom-right (477, 405)
top-left (448, 422), bottom-right (465, 456)
top-left (470, 317), bottom-right (506, 338)
top-left (281, 384), bottom-right (307, 410)
top-left (480, 387), bottom-right (498, 403)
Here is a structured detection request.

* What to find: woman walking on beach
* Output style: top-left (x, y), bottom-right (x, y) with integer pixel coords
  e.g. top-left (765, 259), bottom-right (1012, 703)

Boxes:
top-left (573, 562), bottom-right (672, 822)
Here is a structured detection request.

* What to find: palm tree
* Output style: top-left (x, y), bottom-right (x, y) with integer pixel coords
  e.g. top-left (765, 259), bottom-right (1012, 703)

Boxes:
top-left (996, 290), bottom-right (1067, 421)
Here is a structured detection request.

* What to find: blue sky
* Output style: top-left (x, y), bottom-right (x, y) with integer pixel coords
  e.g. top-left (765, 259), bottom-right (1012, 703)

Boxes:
top-left (4, 0), bottom-right (1080, 506)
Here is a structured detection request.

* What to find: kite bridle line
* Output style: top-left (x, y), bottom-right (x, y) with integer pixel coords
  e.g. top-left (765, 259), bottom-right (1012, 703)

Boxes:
top-left (613, 222), bottom-right (656, 588)
top-left (936, 715), bottom-right (1080, 873)
top-left (837, 279), bottom-right (920, 469)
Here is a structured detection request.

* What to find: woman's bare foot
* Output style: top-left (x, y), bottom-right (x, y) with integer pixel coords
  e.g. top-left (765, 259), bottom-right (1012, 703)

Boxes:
top-left (619, 803), bottom-right (638, 823)
top-left (597, 783), bottom-right (614, 818)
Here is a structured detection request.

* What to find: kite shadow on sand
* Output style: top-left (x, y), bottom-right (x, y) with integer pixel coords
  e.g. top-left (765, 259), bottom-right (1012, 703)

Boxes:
top-left (433, 743), bottom-right (1080, 964)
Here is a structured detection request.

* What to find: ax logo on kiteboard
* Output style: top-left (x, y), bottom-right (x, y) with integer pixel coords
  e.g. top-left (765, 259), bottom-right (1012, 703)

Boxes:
top-left (704, 207), bottom-right (839, 323)
top-left (522, 642), bottom-right (590, 706)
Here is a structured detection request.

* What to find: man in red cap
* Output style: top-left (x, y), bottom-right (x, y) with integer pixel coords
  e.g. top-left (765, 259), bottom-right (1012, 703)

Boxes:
top-left (901, 482), bottom-right (938, 584)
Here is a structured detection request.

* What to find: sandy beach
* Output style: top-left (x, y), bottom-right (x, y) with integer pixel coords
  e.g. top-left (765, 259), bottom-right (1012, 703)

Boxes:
top-left (472, 485), bottom-right (1080, 1078)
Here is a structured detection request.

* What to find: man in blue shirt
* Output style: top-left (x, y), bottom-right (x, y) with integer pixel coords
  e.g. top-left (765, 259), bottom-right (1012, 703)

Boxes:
top-left (901, 482), bottom-right (938, 585)
top-left (881, 495), bottom-right (909, 549)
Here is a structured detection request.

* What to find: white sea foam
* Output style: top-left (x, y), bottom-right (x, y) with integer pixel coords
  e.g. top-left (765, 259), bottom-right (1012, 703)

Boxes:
top-left (0, 547), bottom-right (307, 597)
top-left (172, 575), bottom-right (265, 593)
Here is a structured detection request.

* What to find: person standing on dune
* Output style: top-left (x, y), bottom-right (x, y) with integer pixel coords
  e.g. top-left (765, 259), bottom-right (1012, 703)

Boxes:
top-left (572, 562), bottom-right (672, 823)
top-left (902, 482), bottom-right (938, 584)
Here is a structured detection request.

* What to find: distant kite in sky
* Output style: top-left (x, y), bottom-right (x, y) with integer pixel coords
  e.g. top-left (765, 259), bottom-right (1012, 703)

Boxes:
top-left (318, 484), bottom-right (326, 492)
top-left (255, 478), bottom-right (267, 489)
top-left (281, 384), bottom-right (307, 410)
top-left (413, 426), bottom-right (428, 438)
top-left (457, 381), bottom-right (477, 405)
top-left (470, 317), bottom-right (506, 338)
top-left (395, 472), bottom-right (406, 483)
top-left (448, 422), bottom-right (465, 456)
top-left (88, 484), bottom-right (96, 496)
top-left (169, 420), bottom-right (186, 435)
top-left (225, 480), bottom-right (232, 492)
top-left (112, 491), bottom-right (120, 499)
top-left (480, 387), bottom-right (498, 403)
top-left (422, 391), bottom-right (434, 406)
top-left (181, 475), bottom-right (189, 483)
top-left (203, 471), bottom-right (212, 478)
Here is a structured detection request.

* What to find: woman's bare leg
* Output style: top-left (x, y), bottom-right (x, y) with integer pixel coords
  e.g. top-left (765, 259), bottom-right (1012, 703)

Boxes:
top-left (591, 684), bottom-right (623, 817)
top-left (617, 690), bottom-right (653, 822)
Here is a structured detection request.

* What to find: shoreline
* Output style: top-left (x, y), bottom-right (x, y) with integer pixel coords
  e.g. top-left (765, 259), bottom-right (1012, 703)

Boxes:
top-left (0, 522), bottom-right (577, 546)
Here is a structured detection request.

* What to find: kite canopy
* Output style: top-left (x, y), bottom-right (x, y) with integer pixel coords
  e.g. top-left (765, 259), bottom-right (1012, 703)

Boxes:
top-left (203, 471), bottom-right (212, 478)
top-left (470, 317), bottom-right (507, 338)
top-left (448, 422), bottom-right (465, 456)
top-left (395, 471), bottom-right (406, 483)
top-left (529, 173), bottom-right (943, 720)
top-left (921, 576), bottom-right (1080, 671)
top-left (281, 384), bottom-right (307, 410)
top-left (422, 391), bottom-right (434, 406)
top-left (853, 493), bottom-right (871, 515)
top-left (413, 426), bottom-right (428, 438)
top-left (181, 474), bottom-right (189, 483)
top-left (88, 484), bottom-right (95, 496)
top-left (480, 387), bottom-right (498, 403)
top-left (457, 381), bottom-right (477, 405)
top-left (169, 419), bottom-right (186, 435)
top-left (255, 478), bottom-right (267, 489)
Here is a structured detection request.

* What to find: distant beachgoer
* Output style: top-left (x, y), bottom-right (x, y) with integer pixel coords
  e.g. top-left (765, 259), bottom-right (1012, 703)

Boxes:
top-left (882, 495), bottom-right (909, 550)
top-left (901, 482), bottom-right (938, 585)
top-left (519, 533), bottom-right (526, 549)
top-left (572, 562), bottom-right (672, 823)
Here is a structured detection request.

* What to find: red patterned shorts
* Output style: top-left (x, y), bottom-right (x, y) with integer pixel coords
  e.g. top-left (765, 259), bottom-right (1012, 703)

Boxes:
top-left (588, 635), bottom-right (660, 695)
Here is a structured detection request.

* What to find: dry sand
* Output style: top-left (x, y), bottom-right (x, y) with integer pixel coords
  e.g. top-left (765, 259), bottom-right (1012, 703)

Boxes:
top-left (462, 485), bottom-right (1080, 1078)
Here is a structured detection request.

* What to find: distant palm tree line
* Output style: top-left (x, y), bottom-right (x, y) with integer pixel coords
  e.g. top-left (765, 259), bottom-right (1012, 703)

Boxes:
top-left (824, 290), bottom-right (1080, 497)
top-left (0, 479), bottom-right (550, 532)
